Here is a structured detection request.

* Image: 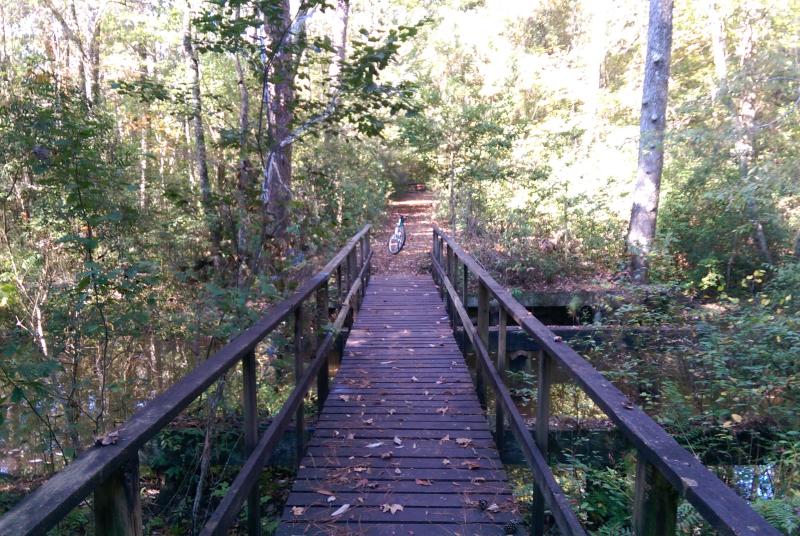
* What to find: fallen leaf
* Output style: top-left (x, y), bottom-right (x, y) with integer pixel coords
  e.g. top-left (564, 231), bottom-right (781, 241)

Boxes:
top-left (455, 437), bottom-right (473, 447)
top-left (731, 413), bottom-right (743, 423)
top-left (366, 441), bottom-right (383, 448)
top-left (380, 361), bottom-right (394, 365)
top-left (353, 466), bottom-right (368, 473)
top-left (436, 407), bottom-right (449, 415)
top-left (486, 503), bottom-right (500, 513)
top-left (394, 468), bottom-right (402, 474)
top-left (291, 506), bottom-right (305, 516)
top-left (381, 451), bottom-right (393, 459)
top-left (440, 434), bottom-right (451, 443)
top-left (346, 432), bottom-right (355, 440)
top-left (411, 376), bottom-right (419, 382)
top-left (331, 504), bottom-right (351, 517)
top-left (327, 496), bottom-right (336, 503)
top-left (442, 458), bottom-right (451, 466)
top-left (388, 409), bottom-right (396, 415)
top-left (314, 488), bottom-right (335, 496)
top-left (95, 431), bottom-right (119, 447)
top-left (461, 460), bottom-right (480, 470)
top-left (338, 395), bottom-right (350, 402)
top-left (362, 418), bottom-right (374, 425)
top-left (415, 479), bottom-right (432, 486)
top-left (381, 503), bottom-right (404, 514)
top-left (436, 377), bottom-right (445, 384)
top-left (393, 436), bottom-right (402, 446)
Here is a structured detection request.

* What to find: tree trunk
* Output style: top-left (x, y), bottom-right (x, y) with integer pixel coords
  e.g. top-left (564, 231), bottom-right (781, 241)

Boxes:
top-left (262, 0), bottom-right (296, 241)
top-left (734, 7), bottom-right (772, 266)
top-left (793, 230), bottom-right (800, 260)
top-left (138, 44), bottom-right (151, 210)
top-left (183, 2), bottom-right (220, 264)
top-left (626, 0), bottom-right (674, 283)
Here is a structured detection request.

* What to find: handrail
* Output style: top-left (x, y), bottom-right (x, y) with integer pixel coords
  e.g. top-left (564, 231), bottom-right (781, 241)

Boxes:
top-left (431, 226), bottom-right (778, 536)
top-left (0, 225), bottom-right (372, 536)
top-left (430, 252), bottom-right (586, 536)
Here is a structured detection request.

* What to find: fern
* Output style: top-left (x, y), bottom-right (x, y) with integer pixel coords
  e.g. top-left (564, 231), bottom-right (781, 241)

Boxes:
top-left (676, 501), bottom-right (710, 535)
top-left (753, 498), bottom-right (800, 535)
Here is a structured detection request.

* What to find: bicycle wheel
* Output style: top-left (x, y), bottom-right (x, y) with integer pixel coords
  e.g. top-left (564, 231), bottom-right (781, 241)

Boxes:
top-left (388, 231), bottom-right (403, 254)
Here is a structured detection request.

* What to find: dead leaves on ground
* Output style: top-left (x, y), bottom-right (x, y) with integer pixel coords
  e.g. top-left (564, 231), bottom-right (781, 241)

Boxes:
top-left (381, 503), bottom-right (404, 514)
top-left (455, 437), bottom-right (473, 448)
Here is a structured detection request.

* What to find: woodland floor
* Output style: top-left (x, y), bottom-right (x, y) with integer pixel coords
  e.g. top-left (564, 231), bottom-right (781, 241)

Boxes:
top-left (369, 190), bottom-right (437, 276)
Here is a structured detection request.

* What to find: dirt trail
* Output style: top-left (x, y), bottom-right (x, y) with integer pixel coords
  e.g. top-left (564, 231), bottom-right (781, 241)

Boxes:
top-left (370, 191), bottom-right (436, 275)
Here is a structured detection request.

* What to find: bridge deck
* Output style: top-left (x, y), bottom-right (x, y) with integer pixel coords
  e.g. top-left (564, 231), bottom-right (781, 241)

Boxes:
top-left (277, 275), bottom-right (519, 535)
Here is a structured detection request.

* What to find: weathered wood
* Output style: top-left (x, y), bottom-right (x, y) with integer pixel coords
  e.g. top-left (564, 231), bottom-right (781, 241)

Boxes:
top-left (633, 457), bottom-right (679, 536)
top-left (430, 253), bottom-right (586, 535)
top-left (94, 456), bottom-right (142, 536)
top-left (241, 351), bottom-right (260, 536)
top-left (432, 225), bottom-right (778, 536)
top-left (0, 225), bottom-right (371, 536)
top-left (316, 282), bottom-right (330, 413)
top-left (277, 276), bottom-right (520, 534)
top-left (294, 305), bottom-right (305, 466)
top-left (532, 349), bottom-right (552, 534)
top-left (477, 280), bottom-right (489, 409)
top-left (495, 307), bottom-right (507, 453)
top-left (200, 250), bottom-right (372, 535)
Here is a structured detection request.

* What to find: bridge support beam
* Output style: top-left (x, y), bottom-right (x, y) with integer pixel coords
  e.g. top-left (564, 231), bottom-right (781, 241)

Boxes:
top-left (633, 458), bottom-right (678, 536)
top-left (94, 455), bottom-right (142, 536)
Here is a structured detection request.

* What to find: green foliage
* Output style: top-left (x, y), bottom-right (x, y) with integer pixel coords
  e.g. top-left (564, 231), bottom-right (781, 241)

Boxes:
top-left (753, 496), bottom-right (800, 536)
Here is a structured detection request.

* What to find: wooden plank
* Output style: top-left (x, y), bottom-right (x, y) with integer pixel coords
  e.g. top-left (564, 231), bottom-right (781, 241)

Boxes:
top-left (278, 276), bottom-right (520, 535)
top-left (275, 523), bottom-right (508, 536)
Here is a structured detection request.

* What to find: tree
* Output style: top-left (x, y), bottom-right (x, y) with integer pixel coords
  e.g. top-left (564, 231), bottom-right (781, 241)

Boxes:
top-left (626, 0), bottom-right (674, 283)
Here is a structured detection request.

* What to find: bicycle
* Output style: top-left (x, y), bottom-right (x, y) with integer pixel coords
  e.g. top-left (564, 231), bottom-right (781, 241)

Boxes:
top-left (387, 215), bottom-right (406, 255)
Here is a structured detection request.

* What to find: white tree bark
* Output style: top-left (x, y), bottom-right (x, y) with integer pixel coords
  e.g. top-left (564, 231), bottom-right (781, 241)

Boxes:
top-left (626, 0), bottom-right (674, 283)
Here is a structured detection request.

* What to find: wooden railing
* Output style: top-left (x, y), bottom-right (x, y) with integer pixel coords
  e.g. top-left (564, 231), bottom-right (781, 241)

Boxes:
top-left (430, 226), bottom-right (778, 536)
top-left (0, 225), bottom-right (372, 536)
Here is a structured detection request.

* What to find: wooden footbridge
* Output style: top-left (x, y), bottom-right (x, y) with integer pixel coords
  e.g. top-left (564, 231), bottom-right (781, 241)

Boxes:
top-left (0, 225), bottom-right (780, 535)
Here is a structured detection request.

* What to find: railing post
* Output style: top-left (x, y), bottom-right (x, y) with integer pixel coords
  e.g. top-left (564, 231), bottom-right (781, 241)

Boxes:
top-left (348, 249), bottom-right (359, 315)
top-left (477, 280), bottom-right (489, 409)
top-left (336, 264), bottom-right (343, 305)
top-left (316, 281), bottom-right (330, 413)
top-left (294, 304), bottom-right (305, 466)
top-left (445, 244), bottom-right (454, 324)
top-left (462, 262), bottom-right (468, 311)
top-left (495, 307), bottom-right (507, 453)
top-left (242, 350), bottom-right (261, 536)
top-left (94, 455), bottom-right (142, 536)
top-left (633, 459), bottom-right (679, 536)
top-left (532, 349), bottom-right (551, 534)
